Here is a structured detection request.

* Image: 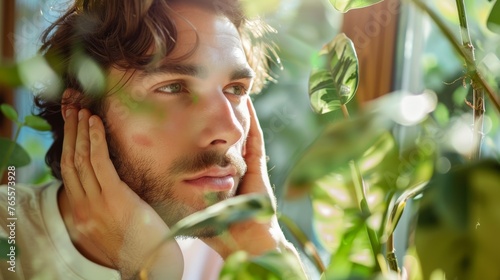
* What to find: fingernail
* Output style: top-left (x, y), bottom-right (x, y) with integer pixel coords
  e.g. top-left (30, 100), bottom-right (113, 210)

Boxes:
top-left (89, 116), bottom-right (95, 127)
top-left (65, 109), bottom-right (73, 118)
top-left (78, 110), bottom-right (83, 121)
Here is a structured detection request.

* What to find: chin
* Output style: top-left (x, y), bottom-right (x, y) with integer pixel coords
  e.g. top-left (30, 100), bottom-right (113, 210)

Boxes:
top-left (151, 192), bottom-right (230, 229)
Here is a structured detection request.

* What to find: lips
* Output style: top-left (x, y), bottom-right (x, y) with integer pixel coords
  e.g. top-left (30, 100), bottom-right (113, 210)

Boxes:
top-left (183, 166), bottom-right (237, 191)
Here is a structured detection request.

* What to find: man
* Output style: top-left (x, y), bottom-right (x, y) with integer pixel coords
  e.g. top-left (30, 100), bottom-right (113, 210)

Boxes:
top-left (0, 0), bottom-right (305, 279)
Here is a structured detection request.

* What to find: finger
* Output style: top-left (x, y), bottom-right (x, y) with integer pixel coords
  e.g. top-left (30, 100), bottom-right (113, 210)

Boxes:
top-left (239, 98), bottom-right (273, 197)
top-left (245, 98), bottom-right (267, 169)
top-left (74, 109), bottom-right (102, 198)
top-left (60, 108), bottom-right (86, 203)
top-left (88, 115), bottom-right (124, 193)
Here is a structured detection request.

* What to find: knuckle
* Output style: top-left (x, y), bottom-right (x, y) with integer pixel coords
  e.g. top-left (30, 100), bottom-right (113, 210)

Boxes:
top-left (73, 150), bottom-right (89, 170)
top-left (60, 167), bottom-right (73, 180)
top-left (73, 205), bottom-right (89, 225)
top-left (76, 165), bottom-right (88, 182)
top-left (61, 148), bottom-right (75, 168)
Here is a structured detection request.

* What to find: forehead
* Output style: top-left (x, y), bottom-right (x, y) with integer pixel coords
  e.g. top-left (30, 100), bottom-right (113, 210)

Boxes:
top-left (107, 3), bottom-right (251, 88)
top-left (164, 3), bottom-right (247, 66)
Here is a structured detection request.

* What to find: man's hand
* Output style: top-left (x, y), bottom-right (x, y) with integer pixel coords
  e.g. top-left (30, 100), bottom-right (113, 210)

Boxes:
top-left (60, 108), bottom-right (183, 279)
top-left (202, 98), bottom-right (300, 260)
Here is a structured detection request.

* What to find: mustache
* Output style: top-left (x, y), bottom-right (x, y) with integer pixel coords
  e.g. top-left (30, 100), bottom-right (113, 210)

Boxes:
top-left (168, 149), bottom-right (247, 178)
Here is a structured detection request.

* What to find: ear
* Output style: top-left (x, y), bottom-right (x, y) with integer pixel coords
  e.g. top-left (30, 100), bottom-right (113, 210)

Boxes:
top-left (61, 89), bottom-right (82, 121)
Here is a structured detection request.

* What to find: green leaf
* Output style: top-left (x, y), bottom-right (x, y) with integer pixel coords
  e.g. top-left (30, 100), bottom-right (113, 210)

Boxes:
top-left (287, 111), bottom-right (392, 186)
top-left (487, 0), bottom-right (500, 33)
top-left (0, 63), bottom-right (23, 87)
top-left (24, 115), bottom-right (51, 131)
top-left (70, 51), bottom-right (106, 97)
top-left (327, 0), bottom-right (383, 13)
top-left (433, 103), bottom-right (450, 127)
top-left (240, 0), bottom-right (281, 17)
top-left (416, 159), bottom-right (500, 279)
top-left (383, 182), bottom-right (428, 240)
top-left (220, 251), bottom-right (254, 280)
top-left (0, 137), bottom-right (31, 169)
top-left (309, 33), bottom-right (359, 114)
top-left (279, 215), bottom-right (326, 273)
top-left (168, 194), bottom-right (273, 238)
top-left (322, 222), bottom-right (365, 279)
top-left (17, 55), bottom-right (63, 97)
top-left (142, 194), bottom-right (274, 276)
top-left (172, 194), bottom-right (273, 236)
top-left (0, 238), bottom-right (17, 259)
top-left (251, 251), bottom-right (305, 279)
top-left (220, 251), bottom-right (305, 280)
top-left (0, 104), bottom-right (18, 123)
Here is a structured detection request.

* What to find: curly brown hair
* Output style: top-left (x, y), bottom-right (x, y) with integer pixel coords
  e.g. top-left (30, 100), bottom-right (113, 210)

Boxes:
top-left (35, 0), bottom-right (276, 180)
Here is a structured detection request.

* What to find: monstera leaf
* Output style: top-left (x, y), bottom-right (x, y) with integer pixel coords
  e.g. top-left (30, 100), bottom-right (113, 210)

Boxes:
top-left (309, 33), bottom-right (359, 114)
top-left (327, 0), bottom-right (383, 13)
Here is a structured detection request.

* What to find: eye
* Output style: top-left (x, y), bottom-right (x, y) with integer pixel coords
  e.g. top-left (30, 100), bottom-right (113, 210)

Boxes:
top-left (156, 82), bottom-right (188, 94)
top-left (224, 84), bottom-right (248, 96)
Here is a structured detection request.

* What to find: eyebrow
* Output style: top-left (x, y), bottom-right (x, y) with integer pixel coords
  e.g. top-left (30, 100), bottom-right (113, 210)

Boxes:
top-left (139, 63), bottom-right (255, 81)
top-left (230, 67), bottom-right (255, 80)
top-left (141, 64), bottom-right (206, 78)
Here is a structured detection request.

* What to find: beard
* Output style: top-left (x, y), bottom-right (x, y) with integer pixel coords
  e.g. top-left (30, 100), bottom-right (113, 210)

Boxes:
top-left (105, 130), bottom-right (247, 238)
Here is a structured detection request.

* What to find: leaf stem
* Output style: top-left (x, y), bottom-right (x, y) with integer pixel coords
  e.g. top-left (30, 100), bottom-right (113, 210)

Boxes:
top-left (384, 182), bottom-right (428, 273)
top-left (411, 0), bottom-right (500, 115)
top-left (340, 104), bottom-right (350, 119)
top-left (340, 101), bottom-right (381, 272)
top-left (454, 0), bottom-right (484, 160)
top-left (456, 0), bottom-right (472, 49)
top-left (278, 215), bottom-right (326, 273)
top-left (349, 160), bottom-right (381, 272)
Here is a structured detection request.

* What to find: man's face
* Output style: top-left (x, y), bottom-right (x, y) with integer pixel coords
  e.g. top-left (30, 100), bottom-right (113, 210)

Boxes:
top-left (101, 4), bottom-right (254, 234)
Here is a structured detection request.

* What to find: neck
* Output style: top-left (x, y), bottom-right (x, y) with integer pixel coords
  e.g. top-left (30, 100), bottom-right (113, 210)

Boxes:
top-left (57, 186), bottom-right (115, 268)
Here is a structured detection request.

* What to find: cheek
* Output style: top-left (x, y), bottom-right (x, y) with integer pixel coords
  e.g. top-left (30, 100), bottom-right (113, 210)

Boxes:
top-left (239, 104), bottom-right (250, 156)
top-left (241, 105), bottom-right (250, 135)
top-left (131, 133), bottom-right (154, 147)
top-left (234, 98), bottom-right (250, 127)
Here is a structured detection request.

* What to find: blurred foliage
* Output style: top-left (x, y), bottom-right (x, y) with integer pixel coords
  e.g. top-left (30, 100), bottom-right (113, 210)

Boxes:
top-left (416, 160), bottom-right (500, 279)
top-left (293, 91), bottom-right (440, 278)
top-left (241, 0), bottom-right (281, 17)
top-left (220, 251), bottom-right (305, 280)
top-left (280, 0), bottom-right (500, 278)
top-left (487, 0), bottom-right (500, 33)
top-left (0, 137), bottom-right (31, 170)
top-left (288, 112), bottom-right (392, 186)
top-left (166, 194), bottom-right (274, 238)
top-left (0, 103), bottom-right (50, 176)
top-left (328, 0), bottom-right (384, 13)
top-left (142, 193), bottom-right (277, 273)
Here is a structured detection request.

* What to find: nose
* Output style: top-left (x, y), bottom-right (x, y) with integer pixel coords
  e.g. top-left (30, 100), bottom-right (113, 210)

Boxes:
top-left (194, 90), bottom-right (244, 149)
